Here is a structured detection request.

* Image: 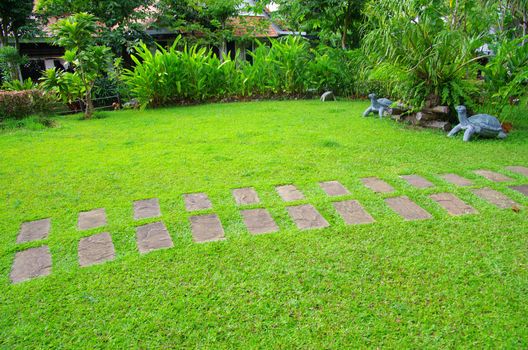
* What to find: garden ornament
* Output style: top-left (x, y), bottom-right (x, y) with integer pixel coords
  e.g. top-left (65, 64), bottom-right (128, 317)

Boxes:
top-left (448, 105), bottom-right (507, 142)
top-left (363, 93), bottom-right (393, 118)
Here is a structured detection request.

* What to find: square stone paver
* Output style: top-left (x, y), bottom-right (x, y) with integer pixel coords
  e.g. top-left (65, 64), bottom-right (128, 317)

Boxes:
top-left (400, 175), bottom-right (434, 189)
top-left (10, 246), bottom-right (52, 284)
top-left (133, 198), bottom-right (161, 220)
top-left (385, 196), bottom-right (432, 221)
top-left (472, 188), bottom-right (518, 209)
top-left (287, 204), bottom-right (330, 230)
top-left (190, 214), bottom-right (225, 243)
top-left (136, 222), bottom-right (174, 254)
top-left (276, 185), bottom-right (305, 202)
top-left (361, 177), bottom-right (394, 193)
top-left (430, 193), bottom-right (477, 216)
top-left (506, 166), bottom-right (528, 177)
top-left (78, 232), bottom-right (115, 267)
top-left (510, 185), bottom-right (528, 196)
top-left (241, 209), bottom-right (279, 235)
top-left (17, 218), bottom-right (51, 243)
top-left (78, 208), bottom-right (107, 231)
top-left (333, 200), bottom-right (374, 225)
top-left (184, 193), bottom-right (212, 212)
top-left (232, 188), bottom-right (260, 205)
top-left (440, 174), bottom-right (474, 187)
top-left (319, 181), bottom-right (350, 197)
top-left (474, 170), bottom-right (512, 182)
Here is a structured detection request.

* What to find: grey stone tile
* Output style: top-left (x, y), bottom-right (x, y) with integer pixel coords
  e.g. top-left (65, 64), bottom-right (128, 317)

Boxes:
top-left (319, 181), bottom-right (350, 197)
top-left (78, 232), bottom-right (115, 267)
top-left (276, 185), bottom-right (305, 202)
top-left (232, 188), bottom-right (260, 205)
top-left (10, 246), bottom-right (52, 284)
top-left (400, 175), bottom-right (434, 189)
top-left (78, 208), bottom-right (107, 231)
top-left (190, 214), bottom-right (225, 243)
top-left (472, 188), bottom-right (518, 209)
top-left (241, 209), bottom-right (279, 235)
top-left (133, 198), bottom-right (161, 220)
top-left (287, 204), bottom-right (330, 230)
top-left (385, 196), bottom-right (432, 221)
top-left (136, 222), bottom-right (174, 254)
top-left (506, 166), bottom-right (528, 177)
top-left (361, 177), bottom-right (394, 193)
top-left (440, 174), bottom-right (473, 187)
top-left (430, 193), bottom-right (477, 216)
top-left (510, 185), bottom-right (528, 196)
top-left (184, 193), bottom-right (212, 212)
top-left (333, 200), bottom-right (374, 225)
top-left (474, 170), bottom-right (512, 182)
top-left (17, 218), bottom-right (51, 243)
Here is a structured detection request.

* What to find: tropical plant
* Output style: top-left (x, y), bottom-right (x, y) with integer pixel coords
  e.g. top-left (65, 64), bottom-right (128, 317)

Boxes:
top-left (1, 77), bottom-right (36, 91)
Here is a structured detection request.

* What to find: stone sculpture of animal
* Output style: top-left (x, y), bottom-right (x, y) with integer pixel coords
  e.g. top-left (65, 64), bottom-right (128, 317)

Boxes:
top-left (448, 105), bottom-right (507, 142)
top-left (363, 93), bottom-right (393, 118)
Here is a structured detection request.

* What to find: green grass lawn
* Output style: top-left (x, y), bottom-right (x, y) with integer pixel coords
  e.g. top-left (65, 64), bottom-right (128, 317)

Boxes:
top-left (1, 100), bottom-right (527, 348)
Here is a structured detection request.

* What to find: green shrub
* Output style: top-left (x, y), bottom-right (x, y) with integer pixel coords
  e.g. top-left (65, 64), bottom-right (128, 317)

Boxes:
top-left (0, 90), bottom-right (56, 121)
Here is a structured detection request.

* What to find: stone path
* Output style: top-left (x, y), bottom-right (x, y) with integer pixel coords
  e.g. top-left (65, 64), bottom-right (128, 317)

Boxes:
top-left (472, 188), bottom-right (518, 209)
top-left (136, 222), bottom-right (174, 254)
top-left (241, 209), bottom-right (279, 234)
top-left (78, 208), bottom-right (107, 231)
top-left (510, 185), bottom-right (528, 196)
top-left (190, 214), bottom-right (225, 242)
top-left (430, 193), bottom-right (476, 216)
top-left (133, 198), bottom-right (161, 220)
top-left (319, 181), bottom-right (350, 197)
top-left (440, 174), bottom-right (473, 187)
top-left (78, 232), bottom-right (115, 267)
top-left (287, 204), bottom-right (329, 230)
top-left (474, 170), bottom-right (512, 182)
top-left (361, 177), bottom-right (394, 193)
top-left (506, 166), bottom-right (528, 177)
top-left (184, 193), bottom-right (212, 212)
top-left (385, 196), bottom-right (432, 220)
top-left (233, 187), bottom-right (260, 205)
top-left (10, 246), bottom-right (52, 284)
top-left (400, 175), bottom-right (434, 189)
top-left (276, 185), bottom-right (305, 201)
top-left (17, 218), bottom-right (51, 243)
top-left (333, 200), bottom-right (374, 225)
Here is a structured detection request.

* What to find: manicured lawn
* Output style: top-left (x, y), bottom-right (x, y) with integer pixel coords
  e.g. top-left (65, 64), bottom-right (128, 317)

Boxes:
top-left (1, 100), bottom-right (527, 348)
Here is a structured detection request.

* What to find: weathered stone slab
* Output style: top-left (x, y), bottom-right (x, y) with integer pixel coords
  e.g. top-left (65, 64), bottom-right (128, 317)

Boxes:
top-left (184, 193), bottom-right (212, 212)
top-left (287, 204), bottom-right (329, 230)
top-left (430, 193), bottom-right (477, 216)
top-left (10, 246), bottom-right (52, 284)
top-left (78, 232), bottom-right (115, 267)
top-left (241, 209), bottom-right (279, 235)
top-left (276, 185), bottom-right (305, 202)
top-left (361, 177), bottom-right (394, 193)
top-left (440, 174), bottom-right (473, 187)
top-left (400, 175), bottom-right (434, 189)
top-left (385, 196), bottom-right (432, 221)
top-left (333, 200), bottom-right (374, 225)
top-left (232, 187), bottom-right (260, 205)
top-left (136, 222), bottom-right (174, 254)
top-left (474, 170), bottom-right (512, 182)
top-left (190, 214), bottom-right (225, 243)
top-left (133, 198), bottom-right (161, 220)
top-left (78, 208), bottom-right (107, 231)
top-left (510, 185), bottom-right (528, 196)
top-left (506, 166), bottom-right (528, 177)
top-left (472, 188), bottom-right (518, 209)
top-left (319, 181), bottom-right (350, 197)
top-left (17, 218), bottom-right (51, 243)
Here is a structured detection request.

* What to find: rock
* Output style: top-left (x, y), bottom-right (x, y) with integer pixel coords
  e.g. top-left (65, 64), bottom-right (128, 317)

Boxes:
top-left (320, 91), bottom-right (336, 102)
top-left (421, 121), bottom-right (452, 132)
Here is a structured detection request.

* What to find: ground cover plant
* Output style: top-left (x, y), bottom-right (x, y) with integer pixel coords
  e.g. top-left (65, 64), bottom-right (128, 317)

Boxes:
top-left (0, 100), bottom-right (527, 348)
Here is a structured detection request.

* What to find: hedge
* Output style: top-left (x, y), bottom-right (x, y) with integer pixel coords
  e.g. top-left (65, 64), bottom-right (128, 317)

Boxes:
top-left (0, 90), bottom-right (55, 121)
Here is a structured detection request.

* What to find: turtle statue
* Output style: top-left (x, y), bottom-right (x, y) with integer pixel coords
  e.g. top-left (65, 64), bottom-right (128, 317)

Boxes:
top-left (363, 93), bottom-right (393, 118)
top-left (448, 105), bottom-right (507, 142)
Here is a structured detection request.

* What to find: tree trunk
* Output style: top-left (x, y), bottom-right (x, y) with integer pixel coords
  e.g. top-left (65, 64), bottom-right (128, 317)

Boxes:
top-left (341, 2), bottom-right (352, 49)
top-left (85, 87), bottom-right (94, 119)
top-left (14, 32), bottom-right (23, 82)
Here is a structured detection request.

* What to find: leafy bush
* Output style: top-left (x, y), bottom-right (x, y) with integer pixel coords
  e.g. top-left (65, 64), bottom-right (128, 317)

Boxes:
top-left (0, 90), bottom-right (56, 121)
top-left (2, 78), bottom-right (37, 91)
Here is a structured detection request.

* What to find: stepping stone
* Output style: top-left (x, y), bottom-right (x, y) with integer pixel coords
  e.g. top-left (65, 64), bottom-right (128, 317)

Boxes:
top-left (17, 218), bottom-right (51, 243)
top-left (361, 177), bottom-right (394, 193)
top-left (287, 204), bottom-right (329, 230)
top-left (276, 184), bottom-right (305, 202)
top-left (510, 185), bottom-right (528, 197)
top-left (10, 246), bottom-right (52, 284)
top-left (472, 188), bottom-right (518, 209)
top-left (184, 193), bottom-right (212, 212)
top-left (474, 170), bottom-right (512, 182)
top-left (333, 200), bottom-right (374, 225)
top-left (440, 174), bottom-right (473, 187)
top-left (430, 193), bottom-right (477, 216)
top-left (385, 196), bottom-right (432, 221)
top-left (506, 166), bottom-right (528, 177)
top-left (136, 222), bottom-right (174, 254)
top-left (133, 198), bottom-right (161, 220)
top-left (319, 181), bottom-right (350, 197)
top-left (400, 175), bottom-right (434, 189)
top-left (189, 214), bottom-right (225, 243)
top-left (78, 232), bottom-right (115, 267)
top-left (78, 208), bottom-right (107, 231)
top-left (232, 187), bottom-right (260, 205)
top-left (241, 209), bottom-right (279, 235)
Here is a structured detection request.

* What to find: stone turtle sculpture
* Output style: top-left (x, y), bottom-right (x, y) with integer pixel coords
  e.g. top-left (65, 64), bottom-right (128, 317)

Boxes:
top-left (448, 105), bottom-right (507, 142)
top-left (363, 93), bottom-right (393, 118)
